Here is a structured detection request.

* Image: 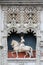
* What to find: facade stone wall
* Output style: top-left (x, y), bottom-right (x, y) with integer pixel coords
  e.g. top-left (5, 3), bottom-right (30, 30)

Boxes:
top-left (0, 3), bottom-right (43, 65)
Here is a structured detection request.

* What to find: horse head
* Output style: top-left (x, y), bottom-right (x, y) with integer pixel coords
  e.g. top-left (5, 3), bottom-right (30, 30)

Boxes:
top-left (11, 40), bottom-right (19, 47)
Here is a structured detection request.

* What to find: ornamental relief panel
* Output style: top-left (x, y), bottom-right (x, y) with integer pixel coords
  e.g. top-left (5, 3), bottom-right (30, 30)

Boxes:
top-left (1, 6), bottom-right (42, 59)
top-left (7, 6), bottom-right (38, 24)
top-left (2, 6), bottom-right (40, 34)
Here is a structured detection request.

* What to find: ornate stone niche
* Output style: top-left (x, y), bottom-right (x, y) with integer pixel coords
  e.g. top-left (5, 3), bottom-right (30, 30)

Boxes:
top-left (1, 5), bottom-right (42, 65)
top-left (7, 30), bottom-right (36, 58)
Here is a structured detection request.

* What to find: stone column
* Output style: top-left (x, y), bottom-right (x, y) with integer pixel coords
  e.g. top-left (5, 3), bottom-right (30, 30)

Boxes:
top-left (1, 34), bottom-right (8, 65)
top-left (0, 5), bottom-right (3, 64)
top-left (36, 35), bottom-right (41, 65)
top-left (0, 5), bottom-right (8, 65)
top-left (0, 24), bottom-right (3, 65)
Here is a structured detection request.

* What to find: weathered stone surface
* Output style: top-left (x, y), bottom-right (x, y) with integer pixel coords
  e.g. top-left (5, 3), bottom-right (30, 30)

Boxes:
top-left (0, 0), bottom-right (43, 2)
top-left (0, 0), bottom-right (43, 4)
top-left (0, 2), bottom-right (43, 65)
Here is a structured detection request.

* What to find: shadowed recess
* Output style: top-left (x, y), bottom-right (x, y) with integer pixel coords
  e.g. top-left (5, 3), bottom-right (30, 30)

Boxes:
top-left (7, 32), bottom-right (36, 51)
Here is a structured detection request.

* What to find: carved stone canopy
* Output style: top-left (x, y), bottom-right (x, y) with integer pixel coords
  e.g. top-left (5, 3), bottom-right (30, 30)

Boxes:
top-left (6, 6), bottom-right (39, 34)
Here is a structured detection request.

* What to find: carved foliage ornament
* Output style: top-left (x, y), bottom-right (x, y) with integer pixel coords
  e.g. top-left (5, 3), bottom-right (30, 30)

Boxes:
top-left (6, 6), bottom-right (40, 33)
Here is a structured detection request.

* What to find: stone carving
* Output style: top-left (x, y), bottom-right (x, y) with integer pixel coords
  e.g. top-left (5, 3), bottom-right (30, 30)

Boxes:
top-left (6, 6), bottom-right (39, 34)
top-left (0, 5), bottom-right (42, 65)
top-left (11, 36), bottom-right (33, 58)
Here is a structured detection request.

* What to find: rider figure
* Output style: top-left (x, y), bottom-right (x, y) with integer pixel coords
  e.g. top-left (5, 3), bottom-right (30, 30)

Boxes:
top-left (20, 36), bottom-right (25, 47)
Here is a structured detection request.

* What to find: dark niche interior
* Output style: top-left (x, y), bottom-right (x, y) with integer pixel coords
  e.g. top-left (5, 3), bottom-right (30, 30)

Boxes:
top-left (7, 31), bottom-right (36, 51)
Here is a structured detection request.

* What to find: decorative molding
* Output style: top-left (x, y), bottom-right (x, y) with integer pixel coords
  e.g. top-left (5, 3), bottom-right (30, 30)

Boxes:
top-left (1, 1), bottom-right (43, 5)
top-left (3, 6), bottom-right (40, 34)
top-left (7, 58), bottom-right (36, 62)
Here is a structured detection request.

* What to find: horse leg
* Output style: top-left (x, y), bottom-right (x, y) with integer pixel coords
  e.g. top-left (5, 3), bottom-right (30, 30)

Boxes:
top-left (11, 51), bottom-right (14, 57)
top-left (24, 52), bottom-right (28, 58)
top-left (16, 51), bottom-right (18, 58)
top-left (29, 50), bottom-right (33, 58)
top-left (29, 52), bottom-right (31, 58)
top-left (30, 48), bottom-right (33, 57)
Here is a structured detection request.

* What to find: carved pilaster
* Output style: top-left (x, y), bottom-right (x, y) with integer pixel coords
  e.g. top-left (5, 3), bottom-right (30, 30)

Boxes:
top-left (1, 36), bottom-right (8, 65)
top-left (36, 35), bottom-right (41, 65)
top-left (1, 30), bottom-right (8, 65)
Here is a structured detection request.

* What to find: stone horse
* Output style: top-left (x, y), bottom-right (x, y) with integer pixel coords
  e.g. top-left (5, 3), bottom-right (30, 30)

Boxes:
top-left (11, 40), bottom-right (33, 58)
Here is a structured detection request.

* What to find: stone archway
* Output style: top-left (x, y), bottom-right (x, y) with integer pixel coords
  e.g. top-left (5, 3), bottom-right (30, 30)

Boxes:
top-left (1, 25), bottom-right (41, 65)
top-left (7, 28), bottom-right (36, 58)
